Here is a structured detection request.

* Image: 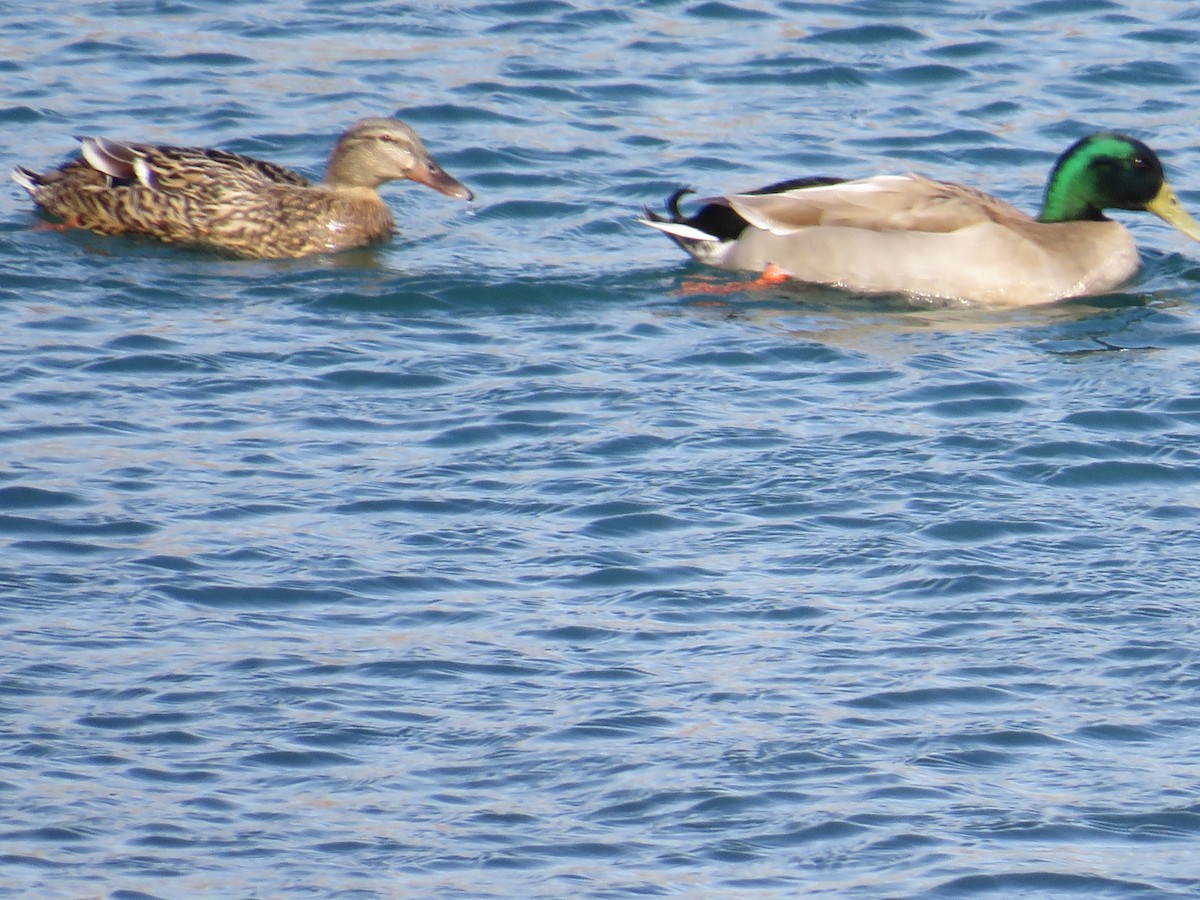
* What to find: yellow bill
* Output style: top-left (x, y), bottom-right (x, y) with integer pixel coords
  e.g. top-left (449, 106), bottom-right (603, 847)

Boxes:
top-left (1147, 182), bottom-right (1200, 242)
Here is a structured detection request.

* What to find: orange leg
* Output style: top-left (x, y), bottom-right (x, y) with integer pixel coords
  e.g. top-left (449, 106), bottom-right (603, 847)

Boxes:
top-left (34, 215), bottom-right (84, 232)
top-left (756, 263), bottom-right (791, 285)
top-left (677, 262), bottom-right (792, 296)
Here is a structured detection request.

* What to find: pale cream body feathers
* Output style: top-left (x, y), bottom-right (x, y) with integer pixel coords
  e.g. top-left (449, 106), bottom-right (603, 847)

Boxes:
top-left (645, 174), bottom-right (1142, 306)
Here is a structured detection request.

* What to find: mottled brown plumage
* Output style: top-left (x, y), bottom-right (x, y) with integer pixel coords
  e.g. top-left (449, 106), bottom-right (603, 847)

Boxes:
top-left (12, 117), bottom-right (473, 259)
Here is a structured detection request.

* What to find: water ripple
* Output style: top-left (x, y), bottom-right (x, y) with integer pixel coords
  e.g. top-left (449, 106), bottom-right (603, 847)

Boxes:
top-left (4, 1), bottom-right (1200, 897)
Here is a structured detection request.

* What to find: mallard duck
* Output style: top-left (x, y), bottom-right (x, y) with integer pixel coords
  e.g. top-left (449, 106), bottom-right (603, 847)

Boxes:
top-left (641, 132), bottom-right (1200, 305)
top-left (11, 117), bottom-right (473, 259)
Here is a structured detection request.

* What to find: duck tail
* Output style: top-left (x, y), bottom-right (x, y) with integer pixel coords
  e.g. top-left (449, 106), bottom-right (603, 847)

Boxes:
top-left (639, 187), bottom-right (756, 266)
top-left (639, 187), bottom-right (726, 246)
top-left (665, 187), bottom-right (694, 222)
top-left (11, 166), bottom-right (41, 196)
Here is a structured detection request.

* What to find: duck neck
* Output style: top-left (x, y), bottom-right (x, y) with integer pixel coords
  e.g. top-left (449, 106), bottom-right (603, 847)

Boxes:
top-left (1037, 148), bottom-right (1106, 224)
top-left (323, 146), bottom-right (382, 190)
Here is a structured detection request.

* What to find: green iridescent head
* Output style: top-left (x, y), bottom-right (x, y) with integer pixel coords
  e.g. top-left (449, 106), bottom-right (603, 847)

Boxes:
top-left (1037, 132), bottom-right (1200, 241)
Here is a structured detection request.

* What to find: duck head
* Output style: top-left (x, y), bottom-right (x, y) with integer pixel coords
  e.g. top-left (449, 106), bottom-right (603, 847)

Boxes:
top-left (1038, 131), bottom-right (1200, 241)
top-left (323, 117), bottom-right (473, 200)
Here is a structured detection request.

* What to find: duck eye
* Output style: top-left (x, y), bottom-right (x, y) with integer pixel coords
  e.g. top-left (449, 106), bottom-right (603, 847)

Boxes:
top-left (1131, 156), bottom-right (1149, 170)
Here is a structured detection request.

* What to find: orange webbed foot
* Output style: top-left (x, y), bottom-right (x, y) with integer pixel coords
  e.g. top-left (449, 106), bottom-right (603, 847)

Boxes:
top-left (756, 263), bottom-right (791, 286)
top-left (34, 216), bottom-right (84, 232)
top-left (675, 263), bottom-right (792, 296)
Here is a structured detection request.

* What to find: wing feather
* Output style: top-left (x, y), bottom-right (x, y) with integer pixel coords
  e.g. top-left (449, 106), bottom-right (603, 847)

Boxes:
top-left (728, 174), bottom-right (1031, 235)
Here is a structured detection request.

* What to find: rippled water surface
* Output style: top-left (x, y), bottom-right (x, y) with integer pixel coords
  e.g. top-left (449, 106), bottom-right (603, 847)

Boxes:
top-left (5, 2), bottom-right (1200, 897)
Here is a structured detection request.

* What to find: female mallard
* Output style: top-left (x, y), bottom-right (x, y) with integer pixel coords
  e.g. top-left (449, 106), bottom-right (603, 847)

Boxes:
top-left (641, 132), bottom-right (1200, 305)
top-left (11, 117), bottom-right (473, 259)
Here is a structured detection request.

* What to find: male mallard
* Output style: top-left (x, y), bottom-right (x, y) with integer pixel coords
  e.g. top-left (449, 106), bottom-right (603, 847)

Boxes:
top-left (641, 132), bottom-right (1200, 305)
top-left (12, 117), bottom-right (473, 259)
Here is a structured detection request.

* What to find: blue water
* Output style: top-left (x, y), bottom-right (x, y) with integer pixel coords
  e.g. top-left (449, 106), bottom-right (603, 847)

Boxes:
top-left (4, 1), bottom-right (1200, 897)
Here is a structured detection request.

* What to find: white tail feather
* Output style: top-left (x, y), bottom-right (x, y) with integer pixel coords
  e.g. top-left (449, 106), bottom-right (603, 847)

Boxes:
top-left (11, 166), bottom-right (37, 194)
top-left (638, 218), bottom-right (720, 243)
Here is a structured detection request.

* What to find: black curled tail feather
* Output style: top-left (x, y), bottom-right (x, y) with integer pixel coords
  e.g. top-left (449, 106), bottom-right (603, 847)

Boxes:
top-left (640, 187), bottom-right (697, 226)
top-left (666, 188), bottom-right (694, 221)
top-left (646, 187), bottom-right (752, 243)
